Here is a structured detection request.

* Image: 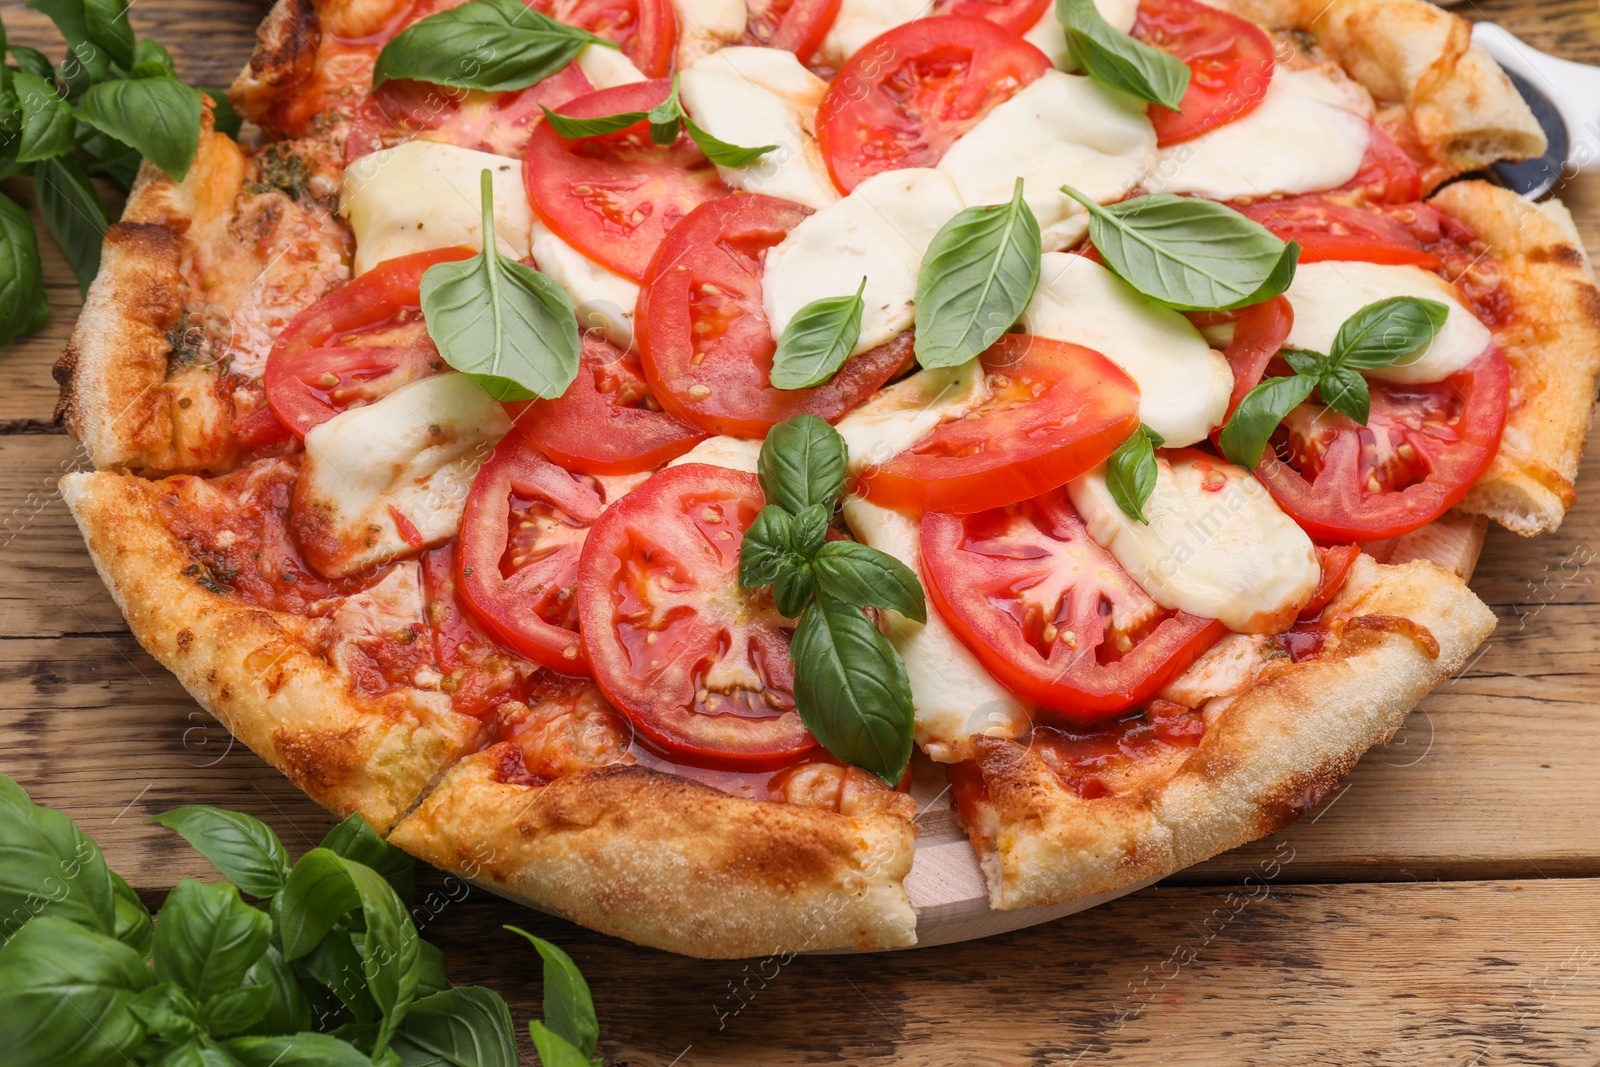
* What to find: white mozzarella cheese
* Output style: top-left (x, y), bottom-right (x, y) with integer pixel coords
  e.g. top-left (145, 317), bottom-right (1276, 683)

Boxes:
top-left (1024, 0), bottom-right (1139, 78)
top-left (1284, 261), bottom-right (1493, 384)
top-left (671, 0), bottom-right (747, 67)
top-left (341, 141), bottom-right (530, 276)
top-left (666, 435), bottom-right (763, 473)
top-left (832, 360), bottom-right (990, 475)
top-left (762, 167), bottom-right (965, 355)
top-left (1068, 452), bottom-right (1319, 634)
top-left (679, 47), bottom-right (839, 210)
top-left (840, 495), bottom-right (1031, 761)
top-left (528, 216), bottom-right (639, 351)
top-left (1142, 69), bottom-right (1373, 201)
top-left (1023, 254), bottom-right (1232, 446)
top-left (575, 43), bottom-right (646, 89)
top-left (817, 0), bottom-right (925, 70)
top-left (938, 70), bottom-right (1156, 251)
top-left (297, 374), bottom-right (512, 578)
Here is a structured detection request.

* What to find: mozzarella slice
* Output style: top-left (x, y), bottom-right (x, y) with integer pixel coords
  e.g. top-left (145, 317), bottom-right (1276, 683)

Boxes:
top-left (817, 0), bottom-right (925, 69)
top-left (1023, 0), bottom-right (1139, 82)
top-left (666, 435), bottom-right (763, 473)
top-left (528, 216), bottom-right (639, 351)
top-left (1023, 254), bottom-right (1232, 446)
top-left (296, 374), bottom-right (512, 578)
top-left (1068, 452), bottom-right (1319, 634)
top-left (679, 47), bottom-right (838, 210)
top-left (840, 495), bottom-right (1031, 762)
top-left (762, 168), bottom-right (965, 355)
top-left (832, 361), bottom-right (990, 475)
top-left (938, 70), bottom-right (1156, 251)
top-left (1284, 261), bottom-right (1493, 384)
top-left (575, 43), bottom-right (646, 89)
top-left (1143, 69), bottom-right (1373, 201)
top-left (341, 141), bottom-right (530, 276)
top-left (671, 0), bottom-right (747, 67)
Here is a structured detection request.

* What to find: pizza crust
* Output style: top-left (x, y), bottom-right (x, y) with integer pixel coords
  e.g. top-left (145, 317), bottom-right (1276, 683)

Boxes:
top-left (955, 555), bottom-right (1496, 909)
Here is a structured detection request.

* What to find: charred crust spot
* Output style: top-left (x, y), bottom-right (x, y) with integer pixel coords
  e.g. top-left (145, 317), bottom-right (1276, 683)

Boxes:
top-left (175, 628), bottom-right (194, 651)
top-left (52, 343), bottom-right (78, 425)
top-left (1256, 757), bottom-right (1356, 835)
top-left (249, 0), bottom-right (320, 91)
top-left (273, 725), bottom-right (363, 791)
top-left (1527, 242), bottom-right (1586, 268)
top-left (1340, 613), bottom-right (1440, 658)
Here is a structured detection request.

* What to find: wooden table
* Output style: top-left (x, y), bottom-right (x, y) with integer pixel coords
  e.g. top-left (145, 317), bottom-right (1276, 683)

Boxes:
top-left (5, 0), bottom-right (1600, 1062)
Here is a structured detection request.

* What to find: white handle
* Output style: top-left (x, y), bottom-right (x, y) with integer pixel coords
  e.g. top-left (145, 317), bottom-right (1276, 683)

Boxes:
top-left (1471, 22), bottom-right (1600, 173)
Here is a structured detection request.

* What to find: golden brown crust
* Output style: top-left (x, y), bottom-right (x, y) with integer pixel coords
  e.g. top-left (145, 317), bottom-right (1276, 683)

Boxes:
top-left (60, 469), bottom-right (483, 832)
top-left (232, 0), bottom-right (322, 127)
top-left (1432, 182), bottom-right (1600, 536)
top-left (389, 746), bottom-right (919, 958)
top-left (957, 556), bottom-right (1496, 909)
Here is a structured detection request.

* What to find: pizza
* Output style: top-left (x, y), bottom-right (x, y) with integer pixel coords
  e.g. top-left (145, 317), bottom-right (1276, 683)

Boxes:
top-left (52, 0), bottom-right (1600, 957)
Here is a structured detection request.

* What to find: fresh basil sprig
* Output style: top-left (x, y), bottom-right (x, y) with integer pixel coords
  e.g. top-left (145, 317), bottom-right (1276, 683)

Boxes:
top-left (770, 277), bottom-right (866, 390)
top-left (914, 177), bottom-right (1041, 369)
top-left (374, 0), bottom-right (612, 93)
top-left (1056, 0), bottom-right (1189, 110)
top-left (739, 415), bottom-right (923, 785)
top-left (1062, 187), bottom-right (1300, 312)
top-left (541, 75), bottom-right (778, 166)
top-left (1105, 424), bottom-right (1164, 523)
top-left (1218, 296), bottom-right (1448, 469)
top-left (421, 169), bottom-right (582, 401)
top-left (506, 927), bottom-right (601, 1066)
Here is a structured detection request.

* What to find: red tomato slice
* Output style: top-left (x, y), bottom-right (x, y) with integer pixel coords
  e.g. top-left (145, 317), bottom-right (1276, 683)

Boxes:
top-left (931, 0), bottom-right (1050, 34)
top-left (264, 247), bottom-right (470, 439)
top-left (1258, 348), bottom-right (1510, 541)
top-left (1338, 124), bottom-right (1423, 204)
top-left (741, 0), bottom-right (843, 63)
top-left (533, 0), bottom-right (677, 77)
top-left (1134, 0), bottom-right (1274, 147)
top-left (855, 335), bottom-right (1140, 515)
top-left (1300, 542), bottom-right (1359, 620)
top-left (638, 193), bottom-right (912, 437)
top-left (1236, 196), bottom-right (1444, 269)
top-left (815, 16), bottom-right (1051, 193)
top-left (505, 335), bottom-right (708, 474)
top-left (576, 463), bottom-right (818, 767)
top-left (421, 544), bottom-right (540, 717)
top-left (524, 80), bottom-right (729, 282)
top-left (921, 490), bottom-right (1226, 723)
top-left (456, 433), bottom-right (622, 673)
top-left (1219, 295), bottom-right (1292, 421)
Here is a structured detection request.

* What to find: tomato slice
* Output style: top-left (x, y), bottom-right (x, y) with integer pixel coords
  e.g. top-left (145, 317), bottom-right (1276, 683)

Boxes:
top-left (576, 463), bottom-right (817, 767)
top-left (741, 0), bottom-right (842, 63)
top-left (264, 247), bottom-right (470, 439)
top-left (456, 433), bottom-right (623, 674)
top-left (1134, 0), bottom-right (1274, 147)
top-left (533, 0), bottom-right (677, 77)
top-left (921, 490), bottom-right (1226, 723)
top-left (1258, 348), bottom-right (1510, 541)
top-left (637, 193), bottom-right (913, 437)
top-left (524, 80), bottom-right (729, 282)
top-left (421, 544), bottom-right (539, 717)
top-left (505, 335), bottom-right (708, 475)
top-left (855, 335), bottom-right (1140, 514)
top-left (931, 0), bottom-right (1050, 34)
top-left (815, 16), bottom-right (1051, 193)
top-left (1338, 124), bottom-right (1423, 204)
top-left (1218, 295), bottom-right (1292, 421)
top-left (1236, 196), bottom-right (1444, 269)
top-left (1300, 543), bottom-right (1359, 620)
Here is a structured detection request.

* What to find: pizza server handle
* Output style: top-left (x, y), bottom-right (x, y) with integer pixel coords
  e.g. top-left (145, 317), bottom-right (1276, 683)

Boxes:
top-left (1472, 22), bottom-right (1600, 191)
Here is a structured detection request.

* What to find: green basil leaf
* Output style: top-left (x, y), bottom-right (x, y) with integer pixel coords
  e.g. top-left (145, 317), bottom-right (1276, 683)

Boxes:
top-left (504, 927), bottom-right (598, 1060)
top-left (1104, 424), bottom-right (1163, 524)
top-left (202, 984), bottom-right (276, 1036)
top-left (0, 773), bottom-right (117, 942)
top-left (770, 277), bottom-right (865, 390)
top-left (110, 868), bottom-right (154, 957)
top-left (27, 0), bottom-right (109, 82)
top-left (298, 927), bottom-right (379, 1023)
top-left (790, 502), bottom-right (830, 559)
top-left (1281, 347), bottom-right (1325, 378)
top-left (646, 76), bottom-right (682, 145)
top-left (149, 805), bottom-right (291, 898)
top-left (8, 45), bottom-right (56, 80)
top-left (321, 813), bottom-right (415, 905)
top-left (35, 154), bottom-right (109, 294)
top-left (1063, 188), bottom-right (1298, 311)
top-left (528, 1021), bottom-right (595, 1067)
top-left (224, 1033), bottom-right (378, 1067)
top-left (914, 177), bottom-right (1041, 369)
top-left (421, 169), bottom-right (581, 401)
top-left (791, 598), bottom-right (915, 786)
top-left (200, 87), bottom-right (242, 138)
top-left (0, 191), bottom-right (46, 348)
top-left (683, 115), bottom-right (778, 167)
top-left (1317, 364), bottom-right (1369, 425)
top-left (1216, 373), bottom-right (1318, 470)
top-left (13, 71), bottom-right (74, 161)
top-left (758, 413), bottom-right (848, 513)
top-left (416, 940), bottom-right (450, 997)
top-left (76, 75), bottom-right (202, 180)
top-left (83, 129), bottom-right (142, 189)
top-left (739, 504), bottom-right (797, 588)
top-left (148, 1042), bottom-right (240, 1067)
top-left (86, 0), bottom-right (136, 71)
top-left (812, 540), bottom-right (927, 623)
top-left (1330, 295), bottom-right (1450, 370)
top-left (154, 878), bottom-right (273, 997)
top-left (240, 943), bottom-right (312, 1036)
top-left (0, 916), bottom-right (151, 1064)
top-left (374, 0), bottom-right (609, 92)
top-left (130, 982), bottom-right (204, 1043)
top-left (130, 37), bottom-right (176, 79)
top-left (772, 558), bottom-right (817, 619)
top-left (394, 986), bottom-right (518, 1067)
top-left (1056, 0), bottom-right (1188, 109)
top-left (538, 104), bottom-right (648, 140)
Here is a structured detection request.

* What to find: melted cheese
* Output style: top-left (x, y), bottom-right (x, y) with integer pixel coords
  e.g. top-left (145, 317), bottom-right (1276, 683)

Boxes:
top-left (575, 44), bottom-right (646, 89)
top-left (1023, 0), bottom-right (1138, 69)
top-left (326, 563), bottom-right (445, 691)
top-left (297, 374), bottom-right (511, 578)
top-left (341, 141), bottom-right (530, 276)
top-left (1023, 254), bottom-right (1232, 446)
top-left (1143, 69), bottom-right (1373, 201)
top-left (840, 495), bottom-right (1031, 761)
top-left (1068, 452), bottom-right (1319, 634)
top-left (528, 216), bottom-right (639, 351)
top-left (832, 361), bottom-right (990, 475)
top-left (666, 435), bottom-right (763, 473)
top-left (679, 47), bottom-right (838, 210)
top-left (762, 167), bottom-right (965, 355)
top-left (671, 0), bottom-right (747, 67)
top-left (817, 0), bottom-right (925, 69)
top-left (1284, 261), bottom-right (1493, 384)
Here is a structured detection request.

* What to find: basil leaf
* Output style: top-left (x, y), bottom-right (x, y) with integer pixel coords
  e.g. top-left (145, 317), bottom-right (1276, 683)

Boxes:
top-left (225, 1033), bottom-right (378, 1067)
top-left (420, 169), bottom-right (581, 401)
top-left (374, 0), bottom-right (609, 93)
top-left (504, 927), bottom-right (598, 1060)
top-left (538, 104), bottom-right (648, 139)
top-left (773, 558), bottom-right (817, 619)
top-left (1281, 347), bottom-right (1325, 378)
top-left (149, 805), bottom-right (291, 898)
top-left (914, 177), bottom-right (1041, 369)
top-left (0, 916), bottom-right (151, 1064)
top-left (790, 502), bottom-right (830, 558)
top-left (0, 774), bottom-right (117, 942)
top-left (321, 813), bottom-right (415, 905)
top-left (758, 414), bottom-right (848, 513)
top-left (1216, 373), bottom-right (1318, 470)
top-left (130, 982), bottom-right (205, 1043)
top-left (86, 0), bottom-right (137, 71)
top-left (646, 76), bottom-right (682, 145)
top-left (393, 986), bottom-right (518, 1067)
top-left (36, 155), bottom-right (109, 294)
top-left (27, 0), bottom-right (116, 82)
top-left (14, 71), bottom-right (74, 161)
top-left (792, 598), bottom-right (915, 786)
top-left (683, 116), bottom-right (778, 166)
top-left (739, 506), bottom-right (798, 587)
top-left (1330, 295), bottom-right (1449, 370)
top-left (1056, 0), bottom-right (1188, 109)
top-left (0, 191), bottom-right (46, 348)
top-left (1063, 188), bottom-right (1299, 311)
top-left (84, 129), bottom-right (142, 189)
top-left (1317, 364), bottom-right (1369, 425)
top-left (202, 984), bottom-right (275, 1036)
top-left (130, 37), bottom-right (177, 79)
top-left (200, 88), bottom-right (243, 138)
top-left (149, 1041), bottom-right (239, 1067)
top-left (110, 869), bottom-right (154, 957)
top-left (240, 944), bottom-right (313, 1036)
top-left (299, 927), bottom-right (378, 1022)
top-left (154, 878), bottom-right (272, 997)
top-left (8, 46), bottom-right (56, 80)
top-left (771, 278), bottom-right (865, 390)
top-left (812, 540), bottom-right (926, 623)
top-left (416, 940), bottom-right (450, 997)
top-left (529, 1021), bottom-right (595, 1067)
top-left (76, 75), bottom-right (203, 180)
top-left (1103, 424), bottom-right (1164, 524)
